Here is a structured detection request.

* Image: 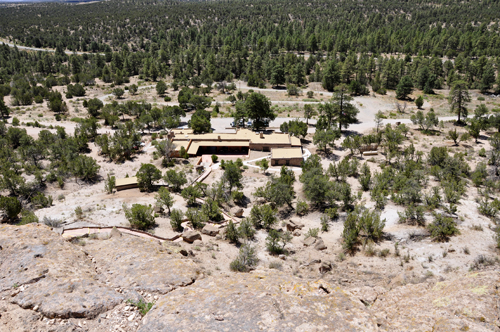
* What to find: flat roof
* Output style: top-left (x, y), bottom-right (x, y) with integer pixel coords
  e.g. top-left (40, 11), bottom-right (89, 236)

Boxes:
top-left (171, 140), bottom-right (191, 151)
top-left (271, 147), bottom-right (303, 159)
top-left (115, 176), bottom-right (138, 187)
top-left (290, 136), bottom-right (302, 146)
top-left (180, 129), bottom-right (291, 145)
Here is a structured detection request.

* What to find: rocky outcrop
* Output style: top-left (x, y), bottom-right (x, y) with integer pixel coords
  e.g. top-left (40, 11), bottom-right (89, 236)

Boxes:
top-left (2, 224), bottom-right (499, 332)
top-left (139, 271), bottom-right (379, 332)
top-left (372, 271), bottom-right (500, 331)
top-left (0, 224), bottom-right (123, 319)
top-left (84, 235), bottom-right (200, 294)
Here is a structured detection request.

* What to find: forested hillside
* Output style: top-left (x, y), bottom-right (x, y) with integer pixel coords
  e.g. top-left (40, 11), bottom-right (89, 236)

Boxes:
top-left (1, 0), bottom-right (500, 102)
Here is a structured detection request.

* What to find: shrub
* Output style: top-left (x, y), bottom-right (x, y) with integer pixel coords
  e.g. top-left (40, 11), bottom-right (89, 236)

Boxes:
top-left (0, 196), bottom-right (22, 221)
top-left (397, 204), bottom-right (426, 226)
top-left (185, 207), bottom-right (208, 229)
top-left (211, 155), bottom-right (218, 163)
top-left (358, 208), bottom-right (385, 242)
top-left (232, 191), bottom-right (244, 205)
top-left (269, 261), bottom-right (283, 270)
top-left (320, 215), bottom-right (329, 232)
top-left (359, 162), bottom-right (371, 191)
top-left (75, 206), bottom-right (83, 219)
top-left (18, 210), bottom-right (39, 225)
top-left (170, 209), bottom-right (184, 232)
top-left (305, 228), bottom-right (319, 238)
top-left (238, 218), bottom-right (256, 239)
top-left (343, 207), bottom-right (385, 254)
top-left (125, 204), bottom-right (155, 230)
top-left (105, 174), bottom-right (116, 194)
top-left (229, 243), bottom-right (259, 272)
top-left (427, 213), bottom-right (460, 242)
top-left (42, 217), bottom-right (61, 228)
top-left (379, 248), bottom-right (390, 258)
top-left (296, 200), bottom-right (309, 216)
top-left (181, 185), bottom-right (202, 206)
top-left (249, 204), bottom-right (277, 229)
top-left (127, 299), bottom-right (153, 316)
top-left (31, 193), bottom-right (52, 209)
top-left (470, 255), bottom-right (497, 270)
top-left (226, 220), bottom-right (239, 243)
top-left (325, 207), bottom-right (339, 220)
top-left (12, 117), bottom-right (20, 126)
top-left (266, 229), bottom-right (292, 255)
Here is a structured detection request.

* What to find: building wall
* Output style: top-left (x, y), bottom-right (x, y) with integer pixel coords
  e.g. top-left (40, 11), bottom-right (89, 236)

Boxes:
top-left (116, 184), bottom-right (139, 191)
top-left (250, 143), bottom-right (292, 151)
top-left (271, 158), bottom-right (303, 166)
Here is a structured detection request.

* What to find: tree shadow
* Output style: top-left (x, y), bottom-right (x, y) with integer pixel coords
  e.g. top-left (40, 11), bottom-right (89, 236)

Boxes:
top-left (278, 206), bottom-right (295, 220)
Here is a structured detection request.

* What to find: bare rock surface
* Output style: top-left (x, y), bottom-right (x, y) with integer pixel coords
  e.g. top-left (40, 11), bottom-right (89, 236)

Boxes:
top-left (0, 224), bottom-right (123, 319)
top-left (139, 271), bottom-right (379, 332)
top-left (372, 271), bottom-right (500, 331)
top-left (84, 235), bottom-right (200, 294)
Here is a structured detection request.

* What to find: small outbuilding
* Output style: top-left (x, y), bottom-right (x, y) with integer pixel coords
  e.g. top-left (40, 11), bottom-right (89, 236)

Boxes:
top-left (115, 177), bottom-right (139, 191)
top-left (271, 147), bottom-right (303, 166)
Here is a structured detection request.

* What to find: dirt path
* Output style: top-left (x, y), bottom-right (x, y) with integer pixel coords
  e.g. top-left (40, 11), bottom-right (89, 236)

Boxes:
top-left (0, 39), bottom-right (103, 55)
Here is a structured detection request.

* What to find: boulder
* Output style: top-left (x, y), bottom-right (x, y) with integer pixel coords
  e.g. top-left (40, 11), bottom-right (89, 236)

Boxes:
top-left (319, 261), bottom-right (332, 273)
top-left (182, 231), bottom-right (202, 243)
top-left (109, 226), bottom-right (122, 238)
top-left (302, 236), bottom-right (317, 246)
top-left (285, 219), bottom-right (305, 232)
top-left (138, 272), bottom-right (379, 332)
top-left (192, 240), bottom-right (203, 247)
top-left (314, 238), bottom-right (327, 250)
top-left (230, 207), bottom-right (244, 218)
top-left (201, 224), bottom-right (219, 237)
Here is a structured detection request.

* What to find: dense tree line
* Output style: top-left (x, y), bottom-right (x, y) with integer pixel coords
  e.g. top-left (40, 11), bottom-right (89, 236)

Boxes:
top-left (2, 0), bottom-right (500, 58)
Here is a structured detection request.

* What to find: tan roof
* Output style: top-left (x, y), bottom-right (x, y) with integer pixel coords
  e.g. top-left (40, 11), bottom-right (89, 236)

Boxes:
top-left (271, 147), bottom-right (303, 159)
top-left (290, 136), bottom-right (302, 147)
top-left (115, 177), bottom-right (138, 187)
top-left (172, 140), bottom-right (191, 151)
